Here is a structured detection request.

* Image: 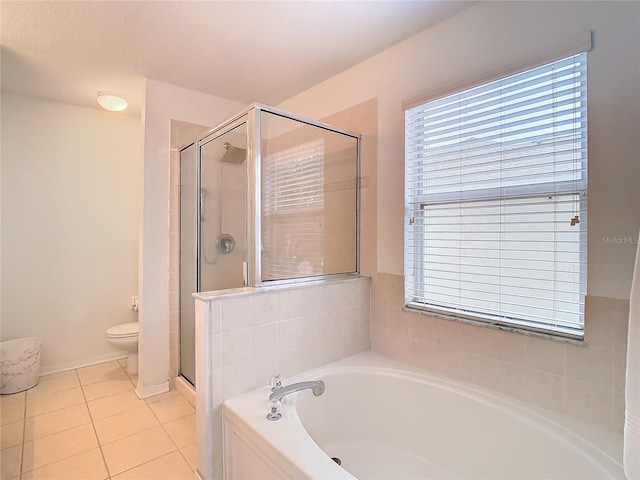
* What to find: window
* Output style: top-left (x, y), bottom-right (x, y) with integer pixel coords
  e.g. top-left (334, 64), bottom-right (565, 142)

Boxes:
top-left (405, 53), bottom-right (587, 338)
top-left (262, 139), bottom-right (325, 280)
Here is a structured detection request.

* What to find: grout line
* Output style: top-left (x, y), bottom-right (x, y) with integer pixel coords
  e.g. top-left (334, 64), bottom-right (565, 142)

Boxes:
top-left (20, 392), bottom-right (27, 479)
top-left (175, 444), bottom-right (197, 474)
top-left (109, 451), bottom-right (166, 478)
top-left (99, 361), bottom-right (188, 475)
top-left (25, 388), bottom-right (82, 407)
top-left (146, 391), bottom-right (197, 474)
top-left (10, 359), bottom-right (196, 479)
top-left (19, 379), bottom-right (94, 476)
top-left (78, 367), bottom-right (113, 480)
top-left (157, 414), bottom-right (196, 474)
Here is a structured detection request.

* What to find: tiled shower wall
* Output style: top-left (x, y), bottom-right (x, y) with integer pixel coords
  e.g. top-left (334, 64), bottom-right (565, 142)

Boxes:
top-left (370, 272), bottom-right (629, 431)
top-left (195, 276), bottom-right (371, 479)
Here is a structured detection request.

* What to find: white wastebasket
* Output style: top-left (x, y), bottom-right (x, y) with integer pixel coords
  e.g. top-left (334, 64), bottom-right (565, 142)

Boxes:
top-left (1, 337), bottom-right (42, 394)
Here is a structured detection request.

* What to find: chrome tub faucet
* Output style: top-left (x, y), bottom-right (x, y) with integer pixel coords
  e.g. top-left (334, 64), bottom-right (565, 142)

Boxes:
top-left (269, 380), bottom-right (325, 402)
top-left (267, 376), bottom-right (325, 421)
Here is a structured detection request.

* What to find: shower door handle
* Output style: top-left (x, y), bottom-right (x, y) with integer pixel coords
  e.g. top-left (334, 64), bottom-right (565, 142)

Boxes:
top-left (242, 261), bottom-right (248, 286)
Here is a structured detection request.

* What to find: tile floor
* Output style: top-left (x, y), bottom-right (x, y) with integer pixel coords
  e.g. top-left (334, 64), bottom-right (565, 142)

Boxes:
top-left (1, 359), bottom-right (196, 480)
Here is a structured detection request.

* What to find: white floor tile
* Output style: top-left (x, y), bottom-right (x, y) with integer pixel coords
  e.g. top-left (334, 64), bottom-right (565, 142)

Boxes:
top-left (0, 420), bottom-right (23, 450)
top-left (6, 360), bottom-right (196, 479)
top-left (0, 445), bottom-right (21, 480)
top-left (22, 423), bottom-right (98, 473)
top-left (24, 403), bottom-right (91, 442)
top-left (163, 413), bottom-right (195, 448)
top-left (27, 371), bottom-right (80, 398)
top-left (77, 362), bottom-right (127, 386)
top-left (148, 396), bottom-right (194, 424)
top-left (93, 405), bottom-right (159, 445)
top-left (25, 387), bottom-right (85, 418)
top-left (21, 448), bottom-right (108, 480)
top-left (1, 398), bottom-right (25, 426)
top-left (82, 377), bottom-right (135, 402)
top-left (111, 451), bottom-right (193, 480)
top-left (101, 426), bottom-right (176, 476)
top-left (87, 390), bottom-right (145, 421)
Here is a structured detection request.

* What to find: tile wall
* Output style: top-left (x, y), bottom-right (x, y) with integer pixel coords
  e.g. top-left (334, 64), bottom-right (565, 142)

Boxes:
top-left (370, 272), bottom-right (629, 431)
top-left (211, 277), bottom-right (370, 395)
top-left (195, 276), bottom-right (371, 479)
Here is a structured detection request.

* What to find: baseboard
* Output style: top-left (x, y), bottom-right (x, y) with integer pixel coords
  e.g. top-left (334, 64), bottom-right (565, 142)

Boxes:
top-left (175, 375), bottom-right (196, 408)
top-left (135, 380), bottom-right (170, 399)
top-left (39, 352), bottom-right (127, 376)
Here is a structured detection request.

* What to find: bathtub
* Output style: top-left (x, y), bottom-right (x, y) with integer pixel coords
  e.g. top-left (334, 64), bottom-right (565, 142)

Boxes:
top-left (223, 352), bottom-right (624, 479)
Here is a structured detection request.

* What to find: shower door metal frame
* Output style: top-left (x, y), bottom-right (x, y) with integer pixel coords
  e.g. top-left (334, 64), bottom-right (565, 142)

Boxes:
top-left (186, 102), bottom-right (361, 291)
top-left (178, 103), bottom-right (361, 386)
top-left (249, 103), bottom-right (362, 287)
top-left (177, 114), bottom-right (249, 386)
top-left (178, 141), bottom-right (198, 386)
top-left (194, 114), bottom-right (250, 292)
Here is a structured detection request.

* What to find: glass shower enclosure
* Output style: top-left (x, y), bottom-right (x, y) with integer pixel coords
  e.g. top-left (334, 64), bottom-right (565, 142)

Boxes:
top-left (179, 104), bottom-right (360, 386)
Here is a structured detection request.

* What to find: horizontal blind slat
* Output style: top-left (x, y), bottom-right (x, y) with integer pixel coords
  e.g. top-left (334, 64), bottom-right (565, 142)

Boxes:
top-left (262, 140), bottom-right (325, 280)
top-left (404, 52), bottom-right (587, 336)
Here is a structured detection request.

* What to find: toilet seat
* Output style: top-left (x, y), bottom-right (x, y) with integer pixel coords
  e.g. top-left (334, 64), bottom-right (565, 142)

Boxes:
top-left (106, 322), bottom-right (138, 338)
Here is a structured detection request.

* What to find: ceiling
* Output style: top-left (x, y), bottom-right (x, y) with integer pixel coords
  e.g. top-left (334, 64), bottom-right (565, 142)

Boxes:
top-left (1, 1), bottom-right (474, 116)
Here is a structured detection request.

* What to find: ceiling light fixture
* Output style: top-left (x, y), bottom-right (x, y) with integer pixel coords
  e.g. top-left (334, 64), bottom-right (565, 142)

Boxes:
top-left (96, 91), bottom-right (128, 112)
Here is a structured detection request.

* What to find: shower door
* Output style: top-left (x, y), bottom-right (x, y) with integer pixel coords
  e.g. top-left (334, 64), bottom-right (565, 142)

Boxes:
top-left (179, 143), bottom-right (198, 386)
top-left (179, 120), bottom-right (248, 386)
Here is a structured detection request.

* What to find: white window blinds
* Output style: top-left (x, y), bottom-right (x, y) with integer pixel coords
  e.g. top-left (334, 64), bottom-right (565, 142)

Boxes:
top-left (405, 52), bottom-right (587, 338)
top-left (262, 140), bottom-right (325, 280)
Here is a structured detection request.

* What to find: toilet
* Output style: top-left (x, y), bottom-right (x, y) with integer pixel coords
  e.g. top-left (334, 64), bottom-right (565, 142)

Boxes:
top-left (106, 322), bottom-right (138, 375)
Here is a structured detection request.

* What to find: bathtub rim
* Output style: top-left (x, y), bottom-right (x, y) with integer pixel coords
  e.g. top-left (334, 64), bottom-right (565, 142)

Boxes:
top-left (223, 351), bottom-right (624, 479)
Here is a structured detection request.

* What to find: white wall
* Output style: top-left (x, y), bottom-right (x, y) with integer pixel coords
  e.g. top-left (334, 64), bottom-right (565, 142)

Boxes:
top-left (278, 1), bottom-right (639, 430)
top-left (138, 79), bottom-right (244, 397)
top-left (279, 0), bottom-right (640, 301)
top-left (1, 92), bottom-right (141, 374)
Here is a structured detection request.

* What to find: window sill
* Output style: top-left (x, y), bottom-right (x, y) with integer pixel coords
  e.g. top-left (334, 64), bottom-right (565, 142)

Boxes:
top-left (403, 305), bottom-right (587, 347)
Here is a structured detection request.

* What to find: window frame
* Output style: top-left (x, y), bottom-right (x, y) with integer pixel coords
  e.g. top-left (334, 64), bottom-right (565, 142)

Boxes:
top-left (404, 52), bottom-right (588, 340)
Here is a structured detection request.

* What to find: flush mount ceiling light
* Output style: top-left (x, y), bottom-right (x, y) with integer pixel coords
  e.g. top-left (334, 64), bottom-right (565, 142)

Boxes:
top-left (96, 92), bottom-right (128, 112)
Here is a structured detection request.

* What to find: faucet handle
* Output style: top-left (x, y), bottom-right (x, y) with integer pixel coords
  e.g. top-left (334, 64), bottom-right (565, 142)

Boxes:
top-left (266, 399), bottom-right (282, 421)
top-left (270, 374), bottom-right (282, 392)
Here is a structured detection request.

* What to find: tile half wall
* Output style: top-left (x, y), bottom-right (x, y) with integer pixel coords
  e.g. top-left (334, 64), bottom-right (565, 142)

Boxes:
top-left (194, 276), bottom-right (371, 479)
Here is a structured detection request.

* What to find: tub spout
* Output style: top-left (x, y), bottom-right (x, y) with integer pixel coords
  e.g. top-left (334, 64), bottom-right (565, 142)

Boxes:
top-left (268, 380), bottom-right (325, 403)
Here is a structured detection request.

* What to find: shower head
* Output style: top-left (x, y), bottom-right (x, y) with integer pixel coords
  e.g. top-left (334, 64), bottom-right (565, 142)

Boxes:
top-left (220, 142), bottom-right (246, 164)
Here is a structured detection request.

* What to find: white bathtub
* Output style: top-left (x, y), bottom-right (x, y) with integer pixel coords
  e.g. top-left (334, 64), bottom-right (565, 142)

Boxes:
top-left (223, 352), bottom-right (624, 479)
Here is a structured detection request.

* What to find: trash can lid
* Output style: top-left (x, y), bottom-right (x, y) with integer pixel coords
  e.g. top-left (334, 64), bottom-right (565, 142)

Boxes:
top-left (0, 337), bottom-right (42, 349)
top-left (0, 337), bottom-right (41, 358)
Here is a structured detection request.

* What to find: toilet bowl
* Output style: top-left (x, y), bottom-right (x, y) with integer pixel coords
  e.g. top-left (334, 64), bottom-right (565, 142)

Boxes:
top-left (106, 322), bottom-right (138, 375)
